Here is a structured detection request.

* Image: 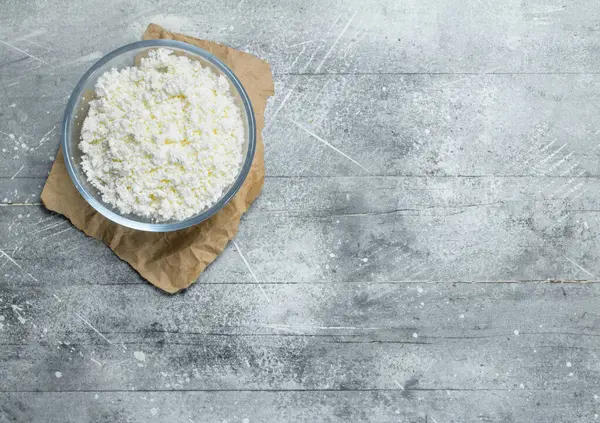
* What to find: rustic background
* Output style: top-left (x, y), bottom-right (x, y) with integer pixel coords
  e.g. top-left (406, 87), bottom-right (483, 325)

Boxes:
top-left (1, 1), bottom-right (599, 422)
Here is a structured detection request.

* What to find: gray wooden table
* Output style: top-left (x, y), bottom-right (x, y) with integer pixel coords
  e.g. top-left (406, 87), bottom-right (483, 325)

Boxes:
top-left (1, 1), bottom-right (600, 422)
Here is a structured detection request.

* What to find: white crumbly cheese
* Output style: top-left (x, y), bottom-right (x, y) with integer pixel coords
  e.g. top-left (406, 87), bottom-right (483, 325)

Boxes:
top-left (79, 48), bottom-right (244, 222)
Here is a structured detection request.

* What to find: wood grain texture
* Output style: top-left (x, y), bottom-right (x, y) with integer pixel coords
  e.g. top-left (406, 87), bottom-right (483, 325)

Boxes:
top-left (2, 0), bottom-right (600, 422)
top-left (7, 391), bottom-right (592, 423)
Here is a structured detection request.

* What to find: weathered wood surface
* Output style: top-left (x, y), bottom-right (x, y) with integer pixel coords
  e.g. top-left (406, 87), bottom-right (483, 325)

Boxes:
top-left (2, 0), bottom-right (600, 422)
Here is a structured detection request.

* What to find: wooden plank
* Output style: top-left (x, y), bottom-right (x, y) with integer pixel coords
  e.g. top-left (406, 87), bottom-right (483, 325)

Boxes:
top-left (3, 73), bottom-right (600, 180)
top-left (1, 0), bottom-right (600, 75)
top-left (1, 282), bottom-right (598, 340)
top-left (265, 73), bottom-right (600, 178)
top-left (2, 173), bottom-right (600, 284)
top-left (2, 332), bottom-right (599, 391)
top-left (2, 390), bottom-right (599, 423)
top-left (0, 283), bottom-right (598, 392)
top-left (5, 390), bottom-right (594, 423)
top-left (3, 174), bottom-right (600, 216)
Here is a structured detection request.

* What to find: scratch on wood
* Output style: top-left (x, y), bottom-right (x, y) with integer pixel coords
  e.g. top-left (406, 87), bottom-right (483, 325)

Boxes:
top-left (30, 220), bottom-right (68, 235)
top-left (315, 11), bottom-right (357, 73)
top-left (36, 226), bottom-right (72, 244)
top-left (289, 118), bottom-right (371, 172)
top-left (563, 256), bottom-right (597, 279)
top-left (90, 358), bottom-right (103, 367)
top-left (288, 39), bottom-right (318, 48)
top-left (10, 304), bottom-right (26, 324)
top-left (298, 14), bottom-right (341, 73)
top-left (538, 143), bottom-right (568, 166)
top-left (35, 125), bottom-right (57, 149)
top-left (7, 220), bottom-right (18, 232)
top-left (74, 312), bottom-right (115, 346)
top-left (0, 39), bottom-right (50, 65)
top-left (232, 240), bottom-right (270, 303)
top-left (10, 165), bottom-right (24, 179)
top-left (265, 84), bottom-right (297, 130)
top-left (559, 162), bottom-right (579, 177)
top-left (0, 247), bottom-right (38, 281)
top-left (62, 245), bottom-right (81, 255)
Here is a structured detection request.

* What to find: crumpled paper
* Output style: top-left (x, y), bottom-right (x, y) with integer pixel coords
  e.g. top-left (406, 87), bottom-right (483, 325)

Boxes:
top-left (40, 24), bottom-right (274, 293)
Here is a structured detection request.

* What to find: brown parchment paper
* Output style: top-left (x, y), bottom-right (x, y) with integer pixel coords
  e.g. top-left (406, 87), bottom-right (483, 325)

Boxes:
top-left (40, 24), bottom-right (274, 293)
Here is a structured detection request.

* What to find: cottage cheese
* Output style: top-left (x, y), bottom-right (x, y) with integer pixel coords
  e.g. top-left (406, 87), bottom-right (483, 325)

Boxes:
top-left (79, 48), bottom-right (244, 222)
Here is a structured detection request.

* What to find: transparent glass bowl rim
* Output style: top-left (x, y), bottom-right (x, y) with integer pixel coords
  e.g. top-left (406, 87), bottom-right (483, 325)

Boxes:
top-left (62, 40), bottom-right (257, 232)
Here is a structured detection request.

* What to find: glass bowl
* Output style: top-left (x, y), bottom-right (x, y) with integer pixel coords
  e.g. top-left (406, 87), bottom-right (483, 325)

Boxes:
top-left (62, 40), bottom-right (256, 232)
